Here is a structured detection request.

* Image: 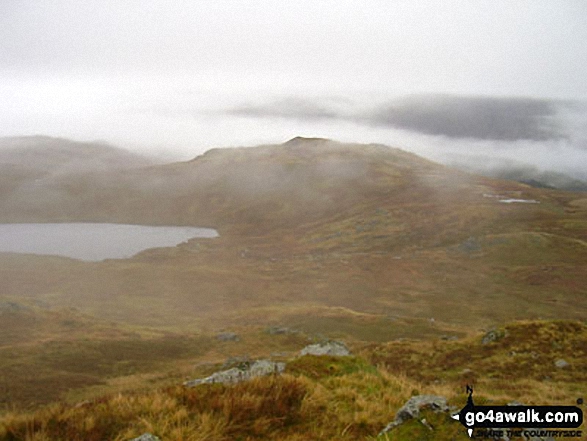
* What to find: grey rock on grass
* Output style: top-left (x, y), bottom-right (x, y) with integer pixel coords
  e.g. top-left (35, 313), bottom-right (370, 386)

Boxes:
top-left (184, 359), bottom-right (285, 387)
top-left (299, 341), bottom-right (350, 356)
top-left (216, 332), bottom-right (239, 342)
top-left (130, 434), bottom-right (161, 441)
top-left (379, 395), bottom-right (450, 435)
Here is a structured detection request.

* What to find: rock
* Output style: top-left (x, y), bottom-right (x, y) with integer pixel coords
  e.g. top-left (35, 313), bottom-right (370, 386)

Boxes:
top-left (300, 341), bottom-right (350, 357)
top-left (266, 326), bottom-right (296, 335)
top-left (0, 301), bottom-right (29, 314)
top-left (270, 352), bottom-right (288, 358)
top-left (482, 328), bottom-right (507, 344)
top-left (184, 359), bottom-right (285, 387)
top-left (216, 332), bottom-right (239, 342)
top-left (74, 400), bottom-right (91, 409)
top-left (222, 355), bottom-right (250, 369)
top-left (459, 237), bottom-right (481, 253)
top-left (130, 434), bottom-right (161, 441)
top-left (379, 395), bottom-right (450, 435)
top-left (554, 359), bottom-right (570, 369)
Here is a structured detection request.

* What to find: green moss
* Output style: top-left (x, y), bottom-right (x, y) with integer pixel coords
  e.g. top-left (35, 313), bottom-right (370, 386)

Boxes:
top-left (286, 355), bottom-right (376, 379)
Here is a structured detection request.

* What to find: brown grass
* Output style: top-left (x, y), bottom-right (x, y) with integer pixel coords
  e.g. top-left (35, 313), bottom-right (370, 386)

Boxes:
top-left (1, 141), bottom-right (586, 438)
top-left (1, 321), bottom-right (584, 440)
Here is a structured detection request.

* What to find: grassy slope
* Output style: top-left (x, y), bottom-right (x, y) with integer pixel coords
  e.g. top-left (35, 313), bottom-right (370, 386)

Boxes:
top-left (0, 320), bottom-right (584, 440)
top-left (0, 138), bottom-right (585, 436)
top-left (1, 139), bottom-right (585, 330)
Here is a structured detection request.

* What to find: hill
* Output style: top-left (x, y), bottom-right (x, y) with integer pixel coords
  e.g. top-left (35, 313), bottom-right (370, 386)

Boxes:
top-left (0, 137), bottom-right (585, 426)
top-left (1, 320), bottom-right (584, 440)
top-left (1, 137), bottom-right (585, 326)
top-left (0, 136), bottom-right (155, 223)
top-left (0, 136), bottom-right (153, 172)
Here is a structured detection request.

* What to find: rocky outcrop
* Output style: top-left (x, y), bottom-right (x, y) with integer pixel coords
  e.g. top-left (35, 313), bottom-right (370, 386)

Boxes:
top-left (216, 332), bottom-right (239, 342)
top-left (379, 395), bottom-right (450, 435)
top-left (130, 433), bottom-right (161, 441)
top-left (482, 328), bottom-right (507, 344)
top-left (299, 341), bottom-right (350, 356)
top-left (266, 326), bottom-right (298, 335)
top-left (183, 359), bottom-right (285, 387)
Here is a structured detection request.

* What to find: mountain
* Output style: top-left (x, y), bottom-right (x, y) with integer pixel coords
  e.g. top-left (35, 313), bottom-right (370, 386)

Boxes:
top-left (0, 136), bottom-right (155, 223)
top-left (0, 136), bottom-right (586, 422)
top-left (0, 135), bottom-right (540, 231)
top-left (0, 136), bottom-right (585, 328)
top-left (0, 136), bottom-right (153, 172)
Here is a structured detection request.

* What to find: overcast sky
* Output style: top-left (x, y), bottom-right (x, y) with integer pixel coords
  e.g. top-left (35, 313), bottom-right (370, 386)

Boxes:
top-left (1, 0), bottom-right (587, 171)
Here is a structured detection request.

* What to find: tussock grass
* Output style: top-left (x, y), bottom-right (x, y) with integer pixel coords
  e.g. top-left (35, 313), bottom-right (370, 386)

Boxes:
top-left (1, 352), bottom-right (428, 441)
top-left (2, 142), bottom-right (587, 438)
top-left (366, 320), bottom-right (587, 405)
top-left (4, 321), bottom-right (584, 440)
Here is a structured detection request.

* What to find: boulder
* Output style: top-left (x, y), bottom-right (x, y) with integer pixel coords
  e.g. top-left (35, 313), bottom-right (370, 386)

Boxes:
top-left (299, 341), bottom-right (350, 357)
top-left (130, 434), bottom-right (161, 441)
top-left (0, 301), bottom-right (29, 314)
top-left (379, 395), bottom-right (449, 435)
top-left (216, 332), bottom-right (239, 342)
top-left (184, 359), bottom-right (285, 387)
top-left (554, 359), bottom-right (570, 369)
top-left (482, 328), bottom-right (507, 344)
top-left (222, 355), bottom-right (250, 369)
top-left (266, 326), bottom-right (296, 335)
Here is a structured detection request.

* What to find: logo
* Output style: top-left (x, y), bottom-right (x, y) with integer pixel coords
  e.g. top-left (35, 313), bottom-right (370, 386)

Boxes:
top-left (451, 386), bottom-right (583, 439)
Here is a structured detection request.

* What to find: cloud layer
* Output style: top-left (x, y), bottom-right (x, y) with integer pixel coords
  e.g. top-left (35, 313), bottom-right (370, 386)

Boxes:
top-left (229, 95), bottom-right (569, 142)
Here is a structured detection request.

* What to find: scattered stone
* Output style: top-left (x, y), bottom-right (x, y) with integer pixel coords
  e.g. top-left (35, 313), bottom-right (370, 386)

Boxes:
top-left (482, 328), bottom-right (507, 344)
top-left (0, 301), bottom-right (29, 314)
top-left (300, 341), bottom-right (350, 357)
top-left (420, 418), bottom-right (434, 431)
top-left (266, 326), bottom-right (296, 335)
top-left (74, 400), bottom-right (91, 409)
top-left (270, 352), bottom-right (289, 358)
top-left (184, 359), bottom-right (285, 387)
top-left (222, 355), bottom-right (250, 369)
top-left (459, 237), bottom-right (481, 253)
top-left (130, 434), bottom-right (161, 441)
top-left (216, 332), bottom-right (239, 342)
top-left (554, 359), bottom-right (570, 369)
top-left (379, 395), bottom-right (450, 435)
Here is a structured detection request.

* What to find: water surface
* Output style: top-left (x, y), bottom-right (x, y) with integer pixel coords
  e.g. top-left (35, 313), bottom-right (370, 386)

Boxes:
top-left (0, 223), bottom-right (218, 261)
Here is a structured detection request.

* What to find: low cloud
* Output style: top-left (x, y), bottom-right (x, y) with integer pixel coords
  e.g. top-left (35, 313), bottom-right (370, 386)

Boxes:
top-left (229, 94), bottom-right (569, 142)
top-left (226, 94), bottom-right (587, 186)
top-left (366, 95), bottom-right (565, 141)
top-left (229, 97), bottom-right (352, 121)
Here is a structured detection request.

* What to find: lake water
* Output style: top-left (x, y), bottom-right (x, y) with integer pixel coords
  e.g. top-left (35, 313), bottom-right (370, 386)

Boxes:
top-left (0, 223), bottom-right (218, 261)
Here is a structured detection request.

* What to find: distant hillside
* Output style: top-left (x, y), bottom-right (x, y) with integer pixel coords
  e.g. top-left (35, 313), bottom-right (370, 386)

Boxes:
top-left (0, 136), bottom-right (155, 223)
top-left (0, 136), bottom-right (153, 173)
top-left (0, 137), bottom-right (586, 418)
top-left (0, 136), bottom-right (483, 230)
top-left (447, 159), bottom-right (587, 192)
top-left (0, 136), bottom-right (585, 330)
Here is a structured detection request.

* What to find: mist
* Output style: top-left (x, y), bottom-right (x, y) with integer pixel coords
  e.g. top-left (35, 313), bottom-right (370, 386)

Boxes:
top-left (1, 1), bottom-right (587, 184)
top-left (225, 94), bottom-right (587, 184)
